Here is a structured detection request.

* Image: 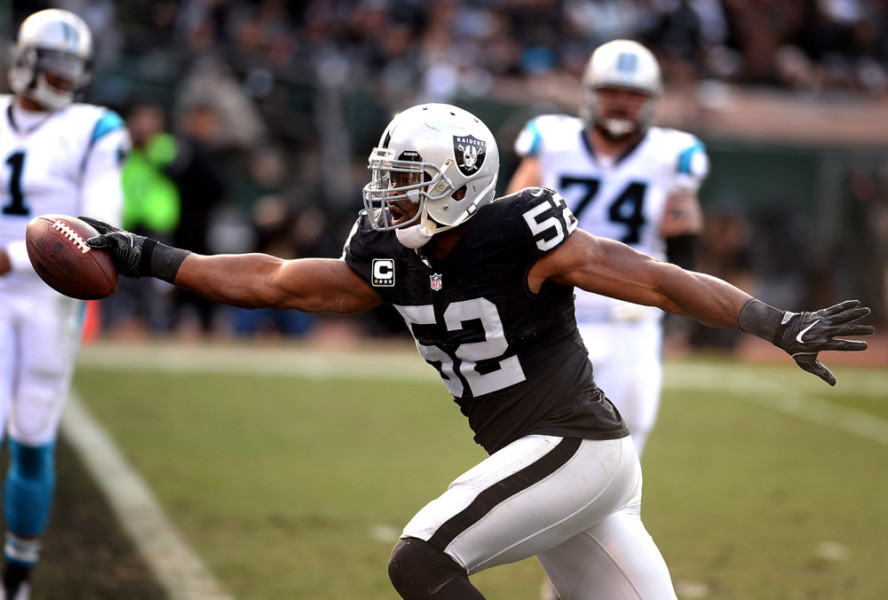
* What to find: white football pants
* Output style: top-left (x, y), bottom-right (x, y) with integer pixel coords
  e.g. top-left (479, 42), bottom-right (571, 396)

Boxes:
top-left (401, 435), bottom-right (677, 599)
top-left (578, 318), bottom-right (663, 457)
top-left (0, 291), bottom-right (81, 445)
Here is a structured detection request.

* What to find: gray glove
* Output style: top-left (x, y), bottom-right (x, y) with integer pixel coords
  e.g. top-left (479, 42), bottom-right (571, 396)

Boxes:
top-left (81, 217), bottom-right (190, 283)
top-left (739, 298), bottom-right (874, 385)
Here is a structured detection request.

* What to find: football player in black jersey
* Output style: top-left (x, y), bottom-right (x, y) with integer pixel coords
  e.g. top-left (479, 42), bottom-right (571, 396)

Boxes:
top-left (83, 103), bottom-right (874, 600)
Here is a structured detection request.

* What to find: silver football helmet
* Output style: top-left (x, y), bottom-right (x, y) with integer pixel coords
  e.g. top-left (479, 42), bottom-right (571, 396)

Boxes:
top-left (362, 103), bottom-right (499, 248)
top-left (580, 39), bottom-right (662, 138)
top-left (8, 9), bottom-right (93, 111)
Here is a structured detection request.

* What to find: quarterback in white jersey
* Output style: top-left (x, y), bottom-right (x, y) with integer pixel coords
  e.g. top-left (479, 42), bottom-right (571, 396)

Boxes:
top-left (0, 9), bottom-right (128, 599)
top-left (509, 40), bottom-right (709, 459)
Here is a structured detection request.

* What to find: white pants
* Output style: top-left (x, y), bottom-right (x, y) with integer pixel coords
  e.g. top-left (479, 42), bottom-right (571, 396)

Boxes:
top-left (0, 290), bottom-right (82, 445)
top-left (402, 435), bottom-right (676, 599)
top-left (578, 319), bottom-right (663, 457)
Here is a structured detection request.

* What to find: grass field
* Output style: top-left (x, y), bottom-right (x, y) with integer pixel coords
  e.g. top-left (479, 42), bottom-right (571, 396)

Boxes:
top-left (70, 342), bottom-right (888, 599)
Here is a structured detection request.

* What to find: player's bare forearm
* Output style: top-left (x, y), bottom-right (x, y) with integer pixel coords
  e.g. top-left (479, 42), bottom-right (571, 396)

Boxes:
top-left (176, 254), bottom-right (382, 315)
top-left (534, 231), bottom-right (750, 328)
top-left (83, 218), bottom-right (383, 314)
top-left (654, 267), bottom-right (751, 328)
top-left (590, 257), bottom-right (751, 329)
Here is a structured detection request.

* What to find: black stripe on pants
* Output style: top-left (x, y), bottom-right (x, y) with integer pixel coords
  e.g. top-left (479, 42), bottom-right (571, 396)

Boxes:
top-left (428, 437), bottom-right (583, 550)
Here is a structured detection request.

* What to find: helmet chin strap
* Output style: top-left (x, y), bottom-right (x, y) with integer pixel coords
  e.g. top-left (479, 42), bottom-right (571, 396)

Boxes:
top-left (395, 205), bottom-right (451, 249)
top-left (396, 222), bottom-right (435, 249)
top-left (397, 202), bottom-right (441, 248)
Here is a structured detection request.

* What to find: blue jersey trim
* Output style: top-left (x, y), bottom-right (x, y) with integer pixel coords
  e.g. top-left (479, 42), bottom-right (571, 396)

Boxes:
top-left (527, 119), bottom-right (542, 156)
top-left (678, 141), bottom-right (705, 174)
top-left (80, 110), bottom-right (125, 175)
top-left (91, 110), bottom-right (124, 144)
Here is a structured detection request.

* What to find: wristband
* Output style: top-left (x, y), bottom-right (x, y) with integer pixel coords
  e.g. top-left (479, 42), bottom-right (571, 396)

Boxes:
top-left (738, 298), bottom-right (787, 343)
top-left (141, 239), bottom-right (191, 284)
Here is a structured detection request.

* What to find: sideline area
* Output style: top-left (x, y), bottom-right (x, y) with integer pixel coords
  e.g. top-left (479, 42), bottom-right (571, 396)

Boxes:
top-left (61, 393), bottom-right (235, 600)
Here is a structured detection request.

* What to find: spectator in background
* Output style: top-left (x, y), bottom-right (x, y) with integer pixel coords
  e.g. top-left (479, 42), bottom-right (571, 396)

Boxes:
top-left (845, 167), bottom-right (888, 325)
top-left (167, 101), bottom-right (228, 338)
top-left (227, 138), bottom-right (323, 339)
top-left (105, 101), bottom-right (180, 337)
top-left (122, 103), bottom-right (180, 235)
top-left (232, 194), bottom-right (324, 339)
top-left (691, 196), bottom-right (756, 349)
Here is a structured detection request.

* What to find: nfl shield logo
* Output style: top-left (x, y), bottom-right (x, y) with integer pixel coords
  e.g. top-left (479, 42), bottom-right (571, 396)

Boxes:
top-left (430, 273), bottom-right (443, 292)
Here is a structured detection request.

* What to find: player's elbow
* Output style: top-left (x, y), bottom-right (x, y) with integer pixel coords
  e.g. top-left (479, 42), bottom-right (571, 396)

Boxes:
top-left (652, 263), bottom-right (695, 315)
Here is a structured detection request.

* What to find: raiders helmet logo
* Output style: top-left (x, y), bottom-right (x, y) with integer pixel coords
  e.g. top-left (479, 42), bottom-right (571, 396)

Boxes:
top-left (453, 135), bottom-right (486, 176)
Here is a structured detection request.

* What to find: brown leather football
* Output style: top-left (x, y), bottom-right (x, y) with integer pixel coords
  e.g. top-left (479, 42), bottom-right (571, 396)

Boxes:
top-left (25, 214), bottom-right (118, 300)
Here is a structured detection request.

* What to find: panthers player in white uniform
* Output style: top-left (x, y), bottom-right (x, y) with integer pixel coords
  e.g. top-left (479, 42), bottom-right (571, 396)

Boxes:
top-left (0, 10), bottom-right (128, 599)
top-left (509, 40), bottom-right (708, 459)
top-left (84, 103), bottom-right (872, 600)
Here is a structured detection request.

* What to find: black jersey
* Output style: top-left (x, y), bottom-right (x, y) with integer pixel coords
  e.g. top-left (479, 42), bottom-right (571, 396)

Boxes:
top-left (343, 187), bottom-right (628, 453)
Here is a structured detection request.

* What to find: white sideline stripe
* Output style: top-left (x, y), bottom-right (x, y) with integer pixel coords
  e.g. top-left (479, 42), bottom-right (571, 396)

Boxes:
top-left (61, 394), bottom-right (235, 600)
top-left (77, 344), bottom-right (888, 444)
top-left (77, 344), bottom-right (435, 381)
top-left (665, 364), bottom-right (888, 446)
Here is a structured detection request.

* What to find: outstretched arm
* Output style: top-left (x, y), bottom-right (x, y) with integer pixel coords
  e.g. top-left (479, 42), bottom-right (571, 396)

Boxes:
top-left (531, 230), bottom-right (874, 385)
top-left (83, 217), bottom-right (383, 315)
top-left (176, 253), bottom-right (382, 314)
top-left (532, 230), bottom-right (749, 327)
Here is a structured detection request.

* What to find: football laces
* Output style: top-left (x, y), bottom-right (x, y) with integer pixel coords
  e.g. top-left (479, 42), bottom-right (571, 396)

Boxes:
top-left (52, 220), bottom-right (90, 254)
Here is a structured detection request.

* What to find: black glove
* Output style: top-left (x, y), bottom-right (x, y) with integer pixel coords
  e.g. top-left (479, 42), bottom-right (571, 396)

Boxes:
top-left (739, 298), bottom-right (875, 386)
top-left (81, 217), bottom-right (190, 283)
top-left (81, 217), bottom-right (150, 278)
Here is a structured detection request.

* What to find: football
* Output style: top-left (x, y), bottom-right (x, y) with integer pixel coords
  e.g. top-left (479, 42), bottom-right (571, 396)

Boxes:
top-left (25, 214), bottom-right (118, 300)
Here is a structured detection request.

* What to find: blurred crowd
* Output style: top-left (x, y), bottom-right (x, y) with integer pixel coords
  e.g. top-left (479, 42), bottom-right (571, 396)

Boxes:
top-left (7, 0), bottom-right (888, 342)
top-left (103, 0), bottom-right (888, 97)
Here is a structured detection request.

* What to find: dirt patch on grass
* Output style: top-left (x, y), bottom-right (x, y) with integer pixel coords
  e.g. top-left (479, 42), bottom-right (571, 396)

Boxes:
top-left (22, 436), bottom-right (166, 600)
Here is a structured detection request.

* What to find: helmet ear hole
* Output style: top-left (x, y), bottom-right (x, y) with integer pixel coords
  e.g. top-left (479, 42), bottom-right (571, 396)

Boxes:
top-left (451, 186), bottom-right (467, 201)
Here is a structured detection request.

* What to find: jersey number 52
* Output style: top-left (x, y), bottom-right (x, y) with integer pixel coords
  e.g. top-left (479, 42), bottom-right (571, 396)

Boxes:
top-left (395, 298), bottom-right (526, 398)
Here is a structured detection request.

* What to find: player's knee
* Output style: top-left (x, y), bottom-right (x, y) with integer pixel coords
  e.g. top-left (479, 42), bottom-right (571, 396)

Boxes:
top-left (4, 441), bottom-right (56, 537)
top-left (388, 537), bottom-right (466, 598)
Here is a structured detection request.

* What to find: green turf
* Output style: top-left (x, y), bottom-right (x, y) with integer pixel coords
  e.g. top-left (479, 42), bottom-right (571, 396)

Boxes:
top-left (71, 351), bottom-right (888, 599)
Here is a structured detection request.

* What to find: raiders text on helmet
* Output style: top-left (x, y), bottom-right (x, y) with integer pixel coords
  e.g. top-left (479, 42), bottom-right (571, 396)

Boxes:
top-left (9, 9), bottom-right (94, 111)
top-left (580, 39), bottom-right (662, 138)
